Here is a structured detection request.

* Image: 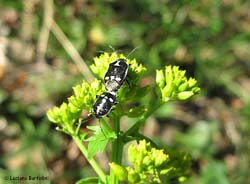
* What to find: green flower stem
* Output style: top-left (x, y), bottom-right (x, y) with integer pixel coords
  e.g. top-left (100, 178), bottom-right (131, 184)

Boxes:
top-left (124, 101), bottom-right (164, 140)
top-left (110, 114), bottom-right (123, 184)
top-left (71, 134), bottom-right (106, 182)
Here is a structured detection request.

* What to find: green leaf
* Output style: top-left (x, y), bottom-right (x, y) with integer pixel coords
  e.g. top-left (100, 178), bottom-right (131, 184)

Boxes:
top-left (86, 121), bottom-right (116, 158)
top-left (201, 160), bottom-right (230, 184)
top-left (76, 177), bottom-right (102, 184)
top-left (88, 137), bottom-right (109, 158)
top-left (99, 119), bottom-right (117, 139)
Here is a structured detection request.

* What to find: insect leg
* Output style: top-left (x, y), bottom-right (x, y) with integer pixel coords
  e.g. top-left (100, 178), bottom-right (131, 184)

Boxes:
top-left (75, 114), bottom-right (95, 132)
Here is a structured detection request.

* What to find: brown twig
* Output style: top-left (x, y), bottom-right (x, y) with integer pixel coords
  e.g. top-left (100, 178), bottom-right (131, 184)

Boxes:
top-left (51, 20), bottom-right (94, 83)
top-left (37, 0), bottom-right (54, 63)
top-left (20, 0), bottom-right (35, 41)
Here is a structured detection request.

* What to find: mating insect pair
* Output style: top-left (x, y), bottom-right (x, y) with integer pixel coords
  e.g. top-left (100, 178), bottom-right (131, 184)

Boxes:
top-left (87, 58), bottom-right (129, 121)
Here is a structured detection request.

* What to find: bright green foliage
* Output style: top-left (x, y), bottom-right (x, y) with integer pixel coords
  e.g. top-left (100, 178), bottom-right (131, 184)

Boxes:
top-left (109, 162), bottom-right (128, 181)
top-left (86, 119), bottom-right (117, 159)
top-left (110, 140), bottom-right (191, 183)
top-left (3, 0), bottom-right (248, 183)
top-left (156, 66), bottom-right (200, 102)
top-left (46, 52), bottom-right (199, 183)
top-left (46, 79), bottom-right (105, 134)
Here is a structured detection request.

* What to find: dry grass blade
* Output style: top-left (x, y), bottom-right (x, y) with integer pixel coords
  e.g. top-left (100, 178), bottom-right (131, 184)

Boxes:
top-left (37, 0), bottom-right (54, 63)
top-left (51, 20), bottom-right (94, 83)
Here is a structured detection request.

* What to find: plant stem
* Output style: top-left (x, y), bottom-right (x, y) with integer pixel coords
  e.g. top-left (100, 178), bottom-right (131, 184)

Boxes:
top-left (110, 114), bottom-right (123, 184)
top-left (72, 134), bottom-right (106, 182)
top-left (124, 101), bottom-right (164, 139)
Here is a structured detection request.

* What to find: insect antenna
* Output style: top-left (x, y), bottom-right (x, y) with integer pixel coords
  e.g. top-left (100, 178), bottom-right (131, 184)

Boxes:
top-left (126, 45), bottom-right (141, 59)
top-left (108, 45), bottom-right (123, 54)
top-left (108, 45), bottom-right (115, 52)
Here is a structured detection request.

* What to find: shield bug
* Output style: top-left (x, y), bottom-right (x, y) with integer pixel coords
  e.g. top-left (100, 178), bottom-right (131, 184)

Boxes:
top-left (92, 91), bottom-right (116, 118)
top-left (104, 58), bottom-right (129, 92)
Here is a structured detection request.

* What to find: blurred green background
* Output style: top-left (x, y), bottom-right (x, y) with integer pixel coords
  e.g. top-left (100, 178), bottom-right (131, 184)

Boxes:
top-left (0, 0), bottom-right (250, 183)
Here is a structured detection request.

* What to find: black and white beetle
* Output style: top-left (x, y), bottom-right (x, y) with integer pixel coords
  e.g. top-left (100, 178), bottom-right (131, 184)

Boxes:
top-left (92, 91), bottom-right (116, 118)
top-left (89, 58), bottom-right (128, 119)
top-left (104, 58), bottom-right (129, 92)
top-left (78, 55), bottom-right (135, 126)
top-left (79, 92), bottom-right (116, 125)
